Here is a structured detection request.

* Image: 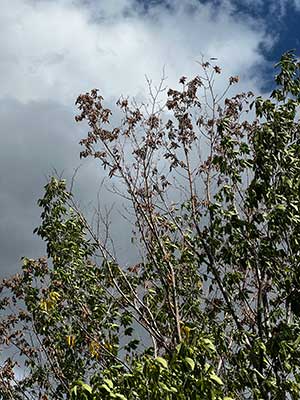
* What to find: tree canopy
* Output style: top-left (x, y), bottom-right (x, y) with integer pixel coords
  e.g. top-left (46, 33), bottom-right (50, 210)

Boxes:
top-left (1, 51), bottom-right (300, 399)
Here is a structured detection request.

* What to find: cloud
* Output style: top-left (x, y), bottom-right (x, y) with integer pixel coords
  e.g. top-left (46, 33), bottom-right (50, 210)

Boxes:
top-left (214, 0), bottom-right (300, 20)
top-left (0, 0), bottom-right (274, 276)
top-left (293, 0), bottom-right (300, 10)
top-left (0, 99), bottom-right (78, 276)
top-left (262, 0), bottom-right (300, 17)
top-left (0, 0), bottom-right (271, 104)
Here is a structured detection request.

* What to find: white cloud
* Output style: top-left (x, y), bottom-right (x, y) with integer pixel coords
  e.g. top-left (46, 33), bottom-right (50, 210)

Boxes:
top-left (0, 0), bottom-right (272, 105)
top-left (267, 0), bottom-right (300, 16)
top-left (293, 0), bottom-right (300, 10)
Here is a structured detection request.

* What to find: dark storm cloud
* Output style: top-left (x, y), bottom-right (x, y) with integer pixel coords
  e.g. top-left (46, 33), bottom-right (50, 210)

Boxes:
top-left (0, 98), bottom-right (139, 277)
top-left (0, 99), bottom-right (82, 276)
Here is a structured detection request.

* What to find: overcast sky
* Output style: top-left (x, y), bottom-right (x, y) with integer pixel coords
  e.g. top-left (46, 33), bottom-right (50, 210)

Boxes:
top-left (1, 0), bottom-right (300, 278)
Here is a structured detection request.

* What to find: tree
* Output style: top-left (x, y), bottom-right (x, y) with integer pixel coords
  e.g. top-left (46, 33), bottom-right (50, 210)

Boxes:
top-left (1, 51), bottom-right (300, 399)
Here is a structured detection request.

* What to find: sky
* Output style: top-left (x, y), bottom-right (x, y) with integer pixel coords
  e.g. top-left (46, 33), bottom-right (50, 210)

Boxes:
top-left (1, 0), bottom-right (300, 278)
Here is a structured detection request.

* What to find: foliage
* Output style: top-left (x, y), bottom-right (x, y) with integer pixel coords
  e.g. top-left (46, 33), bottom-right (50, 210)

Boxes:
top-left (71, 338), bottom-right (228, 400)
top-left (1, 51), bottom-right (300, 399)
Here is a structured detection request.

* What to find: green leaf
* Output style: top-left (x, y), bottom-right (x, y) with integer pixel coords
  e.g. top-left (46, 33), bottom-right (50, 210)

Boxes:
top-left (202, 338), bottom-right (216, 352)
top-left (275, 204), bottom-right (286, 211)
top-left (185, 357), bottom-right (195, 371)
top-left (115, 394), bottom-right (127, 400)
top-left (99, 384), bottom-right (112, 393)
top-left (81, 383), bottom-right (93, 393)
top-left (159, 382), bottom-right (170, 391)
top-left (70, 385), bottom-right (77, 397)
top-left (103, 378), bottom-right (114, 389)
top-left (155, 357), bottom-right (168, 369)
top-left (210, 372), bottom-right (223, 386)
